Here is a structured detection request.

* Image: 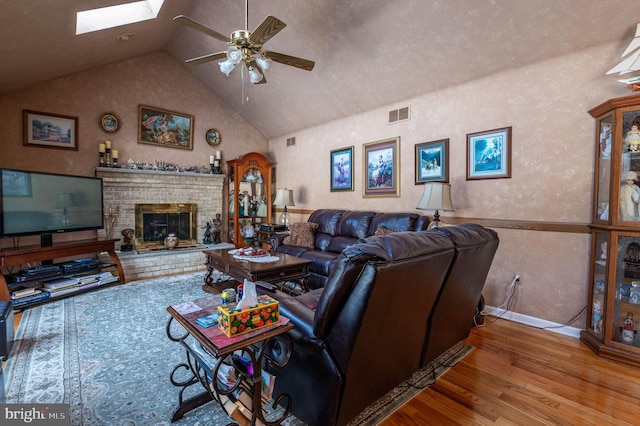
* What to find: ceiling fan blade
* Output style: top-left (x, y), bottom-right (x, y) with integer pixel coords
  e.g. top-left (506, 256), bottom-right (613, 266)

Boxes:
top-left (185, 52), bottom-right (227, 65)
top-left (265, 51), bottom-right (315, 71)
top-left (250, 15), bottom-right (286, 46)
top-left (173, 15), bottom-right (229, 43)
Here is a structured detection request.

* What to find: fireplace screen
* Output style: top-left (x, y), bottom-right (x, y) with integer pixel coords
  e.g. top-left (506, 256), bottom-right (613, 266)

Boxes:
top-left (134, 203), bottom-right (197, 248)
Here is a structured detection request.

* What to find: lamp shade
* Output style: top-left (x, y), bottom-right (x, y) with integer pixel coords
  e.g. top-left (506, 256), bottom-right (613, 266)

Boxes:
top-left (416, 183), bottom-right (454, 212)
top-left (273, 188), bottom-right (295, 207)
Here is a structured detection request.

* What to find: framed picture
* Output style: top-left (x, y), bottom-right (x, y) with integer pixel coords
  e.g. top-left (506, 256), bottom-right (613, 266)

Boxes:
top-left (415, 139), bottom-right (449, 184)
top-left (99, 112), bottom-right (120, 133)
top-left (23, 110), bottom-right (78, 150)
top-left (363, 137), bottom-right (400, 198)
top-left (1, 170), bottom-right (31, 197)
top-left (466, 126), bottom-right (512, 180)
top-left (138, 105), bottom-right (194, 150)
top-left (330, 146), bottom-right (354, 191)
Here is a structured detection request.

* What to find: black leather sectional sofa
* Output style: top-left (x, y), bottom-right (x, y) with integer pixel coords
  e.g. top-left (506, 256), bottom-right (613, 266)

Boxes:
top-left (268, 213), bottom-right (499, 426)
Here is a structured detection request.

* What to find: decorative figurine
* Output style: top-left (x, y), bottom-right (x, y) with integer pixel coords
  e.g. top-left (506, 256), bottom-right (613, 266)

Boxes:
top-left (242, 191), bottom-right (250, 217)
top-left (250, 195), bottom-right (258, 216)
top-left (620, 171), bottom-right (640, 222)
top-left (120, 228), bottom-right (134, 252)
top-left (621, 312), bottom-right (636, 343)
top-left (257, 195), bottom-right (268, 217)
top-left (211, 213), bottom-right (222, 244)
top-left (592, 300), bottom-right (603, 334)
top-left (600, 123), bottom-right (612, 158)
top-left (202, 222), bottom-right (212, 244)
top-left (625, 122), bottom-right (640, 152)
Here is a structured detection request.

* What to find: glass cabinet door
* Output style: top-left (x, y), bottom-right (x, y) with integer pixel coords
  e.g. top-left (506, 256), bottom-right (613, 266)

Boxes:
top-left (595, 114), bottom-right (612, 223)
top-left (612, 234), bottom-right (640, 348)
top-left (590, 232), bottom-right (608, 338)
top-left (620, 109), bottom-right (640, 225)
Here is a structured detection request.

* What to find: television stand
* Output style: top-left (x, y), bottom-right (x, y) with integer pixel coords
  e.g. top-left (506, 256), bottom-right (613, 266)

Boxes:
top-left (0, 239), bottom-right (125, 304)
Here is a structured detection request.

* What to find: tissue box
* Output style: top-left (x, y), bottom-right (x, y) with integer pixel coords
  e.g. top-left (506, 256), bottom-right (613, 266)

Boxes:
top-left (218, 295), bottom-right (280, 337)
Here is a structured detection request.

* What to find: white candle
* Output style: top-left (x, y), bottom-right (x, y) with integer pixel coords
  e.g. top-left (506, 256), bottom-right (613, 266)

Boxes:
top-left (111, 149), bottom-right (118, 159)
top-left (214, 160), bottom-right (220, 167)
top-left (105, 140), bottom-right (112, 149)
top-left (215, 151), bottom-right (221, 159)
top-left (210, 155), bottom-right (214, 164)
top-left (99, 143), bottom-right (106, 153)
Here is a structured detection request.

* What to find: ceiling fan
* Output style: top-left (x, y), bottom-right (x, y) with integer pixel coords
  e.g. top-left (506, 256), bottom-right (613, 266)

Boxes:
top-left (174, 0), bottom-right (315, 85)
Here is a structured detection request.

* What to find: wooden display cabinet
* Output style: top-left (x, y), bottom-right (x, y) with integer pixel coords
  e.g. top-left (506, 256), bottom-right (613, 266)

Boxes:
top-left (227, 152), bottom-right (273, 248)
top-left (582, 94), bottom-right (640, 366)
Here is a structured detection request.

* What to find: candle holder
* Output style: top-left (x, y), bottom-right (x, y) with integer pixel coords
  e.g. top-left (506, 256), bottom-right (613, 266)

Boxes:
top-left (209, 162), bottom-right (215, 174)
top-left (99, 152), bottom-right (105, 166)
top-left (105, 148), bottom-right (112, 167)
top-left (112, 157), bottom-right (118, 167)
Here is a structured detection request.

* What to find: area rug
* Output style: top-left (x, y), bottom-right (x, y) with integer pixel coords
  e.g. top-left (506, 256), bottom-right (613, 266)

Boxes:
top-left (3, 272), bottom-right (472, 425)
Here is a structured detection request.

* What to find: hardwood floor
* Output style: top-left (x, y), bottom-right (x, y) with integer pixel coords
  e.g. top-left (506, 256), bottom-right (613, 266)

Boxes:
top-left (382, 318), bottom-right (640, 425)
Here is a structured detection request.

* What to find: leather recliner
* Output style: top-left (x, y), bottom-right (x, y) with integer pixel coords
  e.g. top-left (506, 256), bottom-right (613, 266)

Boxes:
top-left (268, 230), bottom-right (457, 426)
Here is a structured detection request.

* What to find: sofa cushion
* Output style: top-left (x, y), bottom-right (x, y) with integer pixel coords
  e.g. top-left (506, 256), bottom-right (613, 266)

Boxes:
top-left (308, 209), bottom-right (344, 235)
top-left (327, 235), bottom-right (360, 253)
top-left (337, 211), bottom-right (376, 239)
top-left (283, 222), bottom-right (318, 249)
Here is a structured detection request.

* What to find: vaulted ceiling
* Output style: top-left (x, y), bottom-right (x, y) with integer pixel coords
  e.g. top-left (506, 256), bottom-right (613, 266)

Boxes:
top-left (3, 0), bottom-right (640, 139)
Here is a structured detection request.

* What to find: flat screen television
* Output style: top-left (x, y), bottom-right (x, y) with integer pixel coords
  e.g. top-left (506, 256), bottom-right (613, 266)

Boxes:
top-left (0, 168), bottom-right (104, 240)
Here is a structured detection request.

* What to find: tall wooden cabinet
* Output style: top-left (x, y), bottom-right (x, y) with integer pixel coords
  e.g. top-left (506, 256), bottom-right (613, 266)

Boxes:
top-left (582, 94), bottom-right (640, 366)
top-left (227, 152), bottom-right (273, 248)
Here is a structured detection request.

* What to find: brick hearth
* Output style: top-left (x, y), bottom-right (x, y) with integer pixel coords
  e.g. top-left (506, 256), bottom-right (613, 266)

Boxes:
top-left (96, 168), bottom-right (226, 280)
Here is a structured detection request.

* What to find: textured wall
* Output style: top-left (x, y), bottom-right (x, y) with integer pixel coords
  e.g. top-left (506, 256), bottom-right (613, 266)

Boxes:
top-left (268, 42), bottom-right (632, 326)
top-left (0, 51), bottom-right (267, 249)
top-left (0, 51), bottom-right (267, 176)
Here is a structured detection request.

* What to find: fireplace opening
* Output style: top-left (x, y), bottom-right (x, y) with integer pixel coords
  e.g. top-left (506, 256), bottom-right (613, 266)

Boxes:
top-left (135, 203), bottom-right (197, 248)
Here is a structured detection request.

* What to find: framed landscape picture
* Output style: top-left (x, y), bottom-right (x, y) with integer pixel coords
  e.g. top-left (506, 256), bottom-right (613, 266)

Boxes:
top-left (330, 146), bottom-right (354, 191)
top-left (466, 126), bottom-right (512, 180)
top-left (363, 137), bottom-right (400, 198)
top-left (138, 105), bottom-right (194, 150)
top-left (23, 110), bottom-right (78, 150)
top-left (415, 139), bottom-right (449, 184)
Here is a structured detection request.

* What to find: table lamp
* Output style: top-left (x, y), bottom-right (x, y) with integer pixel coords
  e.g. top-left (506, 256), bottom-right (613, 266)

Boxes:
top-left (273, 188), bottom-right (295, 228)
top-left (416, 182), bottom-right (454, 228)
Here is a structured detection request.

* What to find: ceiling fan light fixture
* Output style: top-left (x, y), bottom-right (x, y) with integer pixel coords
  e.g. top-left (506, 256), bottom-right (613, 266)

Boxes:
top-left (226, 46), bottom-right (243, 64)
top-left (256, 56), bottom-right (271, 71)
top-left (248, 67), bottom-right (263, 84)
top-left (218, 59), bottom-right (236, 76)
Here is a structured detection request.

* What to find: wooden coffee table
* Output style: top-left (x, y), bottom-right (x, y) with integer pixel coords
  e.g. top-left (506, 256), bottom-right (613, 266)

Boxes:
top-left (202, 249), bottom-right (311, 294)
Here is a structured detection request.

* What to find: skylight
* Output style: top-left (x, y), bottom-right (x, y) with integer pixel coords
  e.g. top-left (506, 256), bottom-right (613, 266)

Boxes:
top-left (76, 0), bottom-right (164, 35)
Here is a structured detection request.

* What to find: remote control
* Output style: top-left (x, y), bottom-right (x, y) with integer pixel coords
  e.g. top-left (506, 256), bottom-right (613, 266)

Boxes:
top-left (255, 281), bottom-right (277, 292)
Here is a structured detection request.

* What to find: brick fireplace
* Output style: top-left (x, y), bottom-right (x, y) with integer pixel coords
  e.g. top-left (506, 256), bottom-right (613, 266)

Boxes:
top-left (95, 168), bottom-right (228, 280)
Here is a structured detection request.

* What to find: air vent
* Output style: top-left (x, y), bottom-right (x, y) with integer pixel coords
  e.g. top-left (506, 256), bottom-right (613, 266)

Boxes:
top-left (286, 137), bottom-right (296, 147)
top-left (388, 106), bottom-right (410, 124)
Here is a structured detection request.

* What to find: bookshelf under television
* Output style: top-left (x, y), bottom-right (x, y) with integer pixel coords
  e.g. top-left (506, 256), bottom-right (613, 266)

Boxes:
top-left (0, 239), bottom-right (124, 310)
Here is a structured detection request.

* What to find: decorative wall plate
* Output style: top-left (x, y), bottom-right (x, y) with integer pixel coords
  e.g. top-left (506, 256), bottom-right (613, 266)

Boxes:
top-left (206, 128), bottom-right (221, 146)
top-left (100, 112), bottom-right (120, 133)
